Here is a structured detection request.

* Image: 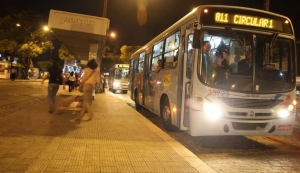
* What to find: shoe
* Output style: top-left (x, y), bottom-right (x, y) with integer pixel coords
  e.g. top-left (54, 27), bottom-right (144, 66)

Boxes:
top-left (78, 111), bottom-right (85, 118)
top-left (87, 113), bottom-right (94, 120)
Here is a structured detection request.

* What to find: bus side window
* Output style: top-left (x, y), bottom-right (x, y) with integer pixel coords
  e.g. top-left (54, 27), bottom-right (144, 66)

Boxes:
top-left (151, 56), bottom-right (161, 71)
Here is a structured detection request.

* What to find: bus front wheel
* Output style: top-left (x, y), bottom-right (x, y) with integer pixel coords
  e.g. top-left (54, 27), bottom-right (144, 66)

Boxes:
top-left (161, 97), bottom-right (177, 131)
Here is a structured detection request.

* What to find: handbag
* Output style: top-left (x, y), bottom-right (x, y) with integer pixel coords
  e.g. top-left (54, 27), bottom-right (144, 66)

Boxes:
top-left (56, 74), bottom-right (63, 85)
top-left (79, 70), bottom-right (95, 92)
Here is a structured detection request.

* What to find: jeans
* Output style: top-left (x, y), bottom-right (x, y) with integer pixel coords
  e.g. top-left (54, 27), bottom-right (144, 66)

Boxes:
top-left (48, 83), bottom-right (59, 112)
top-left (68, 81), bottom-right (74, 92)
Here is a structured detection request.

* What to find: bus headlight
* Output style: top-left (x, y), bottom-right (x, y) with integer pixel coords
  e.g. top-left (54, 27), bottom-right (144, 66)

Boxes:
top-left (203, 102), bottom-right (222, 119)
top-left (113, 82), bottom-right (120, 87)
top-left (278, 109), bottom-right (290, 118)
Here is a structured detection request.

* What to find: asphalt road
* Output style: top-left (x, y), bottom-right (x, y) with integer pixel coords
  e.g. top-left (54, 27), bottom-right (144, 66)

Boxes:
top-left (1, 80), bottom-right (300, 173)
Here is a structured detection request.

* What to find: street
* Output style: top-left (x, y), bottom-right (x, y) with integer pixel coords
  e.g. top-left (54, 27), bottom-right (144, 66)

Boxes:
top-left (113, 90), bottom-right (300, 172)
top-left (1, 80), bottom-right (300, 173)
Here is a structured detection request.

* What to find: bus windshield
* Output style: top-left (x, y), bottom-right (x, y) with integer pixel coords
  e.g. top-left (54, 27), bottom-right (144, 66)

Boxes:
top-left (114, 67), bottom-right (129, 79)
top-left (200, 28), bottom-right (295, 93)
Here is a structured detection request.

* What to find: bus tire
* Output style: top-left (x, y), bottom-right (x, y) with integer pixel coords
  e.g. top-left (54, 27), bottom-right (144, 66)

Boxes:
top-left (112, 89), bottom-right (116, 93)
top-left (135, 92), bottom-right (142, 111)
top-left (161, 97), bottom-right (177, 131)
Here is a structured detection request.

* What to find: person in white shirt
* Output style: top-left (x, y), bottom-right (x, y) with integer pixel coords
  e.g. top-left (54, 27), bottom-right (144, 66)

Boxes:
top-left (68, 71), bottom-right (76, 92)
top-left (78, 59), bottom-right (99, 120)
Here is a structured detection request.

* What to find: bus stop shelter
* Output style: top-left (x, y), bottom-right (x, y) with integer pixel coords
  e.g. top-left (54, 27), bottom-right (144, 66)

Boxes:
top-left (48, 9), bottom-right (110, 66)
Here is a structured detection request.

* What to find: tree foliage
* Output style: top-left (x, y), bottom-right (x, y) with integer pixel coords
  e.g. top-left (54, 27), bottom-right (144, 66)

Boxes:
top-left (120, 45), bottom-right (141, 63)
top-left (37, 61), bottom-right (52, 70)
top-left (58, 44), bottom-right (75, 60)
top-left (0, 39), bottom-right (18, 61)
top-left (0, 9), bottom-right (54, 78)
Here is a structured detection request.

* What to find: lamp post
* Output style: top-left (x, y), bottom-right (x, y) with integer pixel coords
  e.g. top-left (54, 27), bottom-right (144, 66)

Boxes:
top-left (103, 0), bottom-right (108, 17)
top-left (16, 23), bottom-right (49, 37)
top-left (264, 0), bottom-right (270, 11)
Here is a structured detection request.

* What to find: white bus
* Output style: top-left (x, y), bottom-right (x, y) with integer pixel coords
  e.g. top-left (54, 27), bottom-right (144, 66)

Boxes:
top-left (128, 5), bottom-right (297, 136)
top-left (108, 64), bottom-right (129, 93)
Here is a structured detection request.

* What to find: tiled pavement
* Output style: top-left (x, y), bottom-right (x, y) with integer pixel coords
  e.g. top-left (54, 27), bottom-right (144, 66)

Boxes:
top-left (0, 87), bottom-right (216, 173)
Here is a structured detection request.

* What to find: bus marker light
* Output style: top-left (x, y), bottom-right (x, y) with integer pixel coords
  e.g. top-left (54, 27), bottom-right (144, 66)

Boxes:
top-left (204, 9), bottom-right (208, 13)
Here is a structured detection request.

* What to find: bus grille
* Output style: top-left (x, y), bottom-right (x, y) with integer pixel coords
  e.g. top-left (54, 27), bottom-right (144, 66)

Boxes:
top-left (220, 98), bottom-right (282, 109)
top-left (228, 112), bottom-right (272, 116)
top-left (232, 122), bottom-right (268, 130)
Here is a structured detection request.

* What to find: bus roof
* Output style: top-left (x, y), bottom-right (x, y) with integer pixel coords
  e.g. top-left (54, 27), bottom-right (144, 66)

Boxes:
top-left (131, 5), bottom-right (293, 58)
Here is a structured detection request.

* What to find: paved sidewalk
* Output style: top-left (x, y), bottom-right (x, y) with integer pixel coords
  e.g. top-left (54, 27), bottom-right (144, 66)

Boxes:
top-left (0, 78), bottom-right (43, 82)
top-left (0, 88), bottom-right (216, 173)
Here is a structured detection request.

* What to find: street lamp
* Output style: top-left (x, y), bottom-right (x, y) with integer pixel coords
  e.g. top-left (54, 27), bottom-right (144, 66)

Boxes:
top-left (16, 23), bottom-right (49, 36)
top-left (110, 32), bottom-right (116, 38)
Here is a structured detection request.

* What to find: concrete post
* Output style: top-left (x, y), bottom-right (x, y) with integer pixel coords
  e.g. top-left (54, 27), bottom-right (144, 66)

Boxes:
top-left (89, 43), bottom-right (98, 98)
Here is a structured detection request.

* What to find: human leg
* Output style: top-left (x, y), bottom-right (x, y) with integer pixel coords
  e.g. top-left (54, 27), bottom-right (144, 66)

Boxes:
top-left (48, 84), bottom-right (59, 113)
top-left (81, 84), bottom-right (94, 120)
top-left (70, 81), bottom-right (74, 91)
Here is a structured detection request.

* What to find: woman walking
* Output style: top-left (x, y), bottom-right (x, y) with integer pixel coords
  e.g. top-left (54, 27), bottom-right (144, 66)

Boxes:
top-left (78, 59), bottom-right (99, 120)
top-left (68, 71), bottom-right (75, 92)
top-left (41, 60), bottom-right (65, 114)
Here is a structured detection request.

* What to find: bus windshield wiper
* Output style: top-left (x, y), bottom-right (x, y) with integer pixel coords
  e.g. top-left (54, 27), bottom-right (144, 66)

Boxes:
top-left (225, 27), bottom-right (247, 52)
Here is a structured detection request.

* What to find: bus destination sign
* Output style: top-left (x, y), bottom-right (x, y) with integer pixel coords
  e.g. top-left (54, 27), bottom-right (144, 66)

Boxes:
top-left (214, 12), bottom-right (283, 31)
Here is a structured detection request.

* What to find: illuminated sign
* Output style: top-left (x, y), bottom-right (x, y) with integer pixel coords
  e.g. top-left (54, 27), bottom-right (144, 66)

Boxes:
top-left (214, 12), bottom-right (283, 31)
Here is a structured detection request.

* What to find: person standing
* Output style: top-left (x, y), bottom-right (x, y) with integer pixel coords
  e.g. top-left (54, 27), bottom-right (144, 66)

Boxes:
top-left (213, 45), bottom-right (230, 85)
top-left (201, 41), bottom-right (214, 83)
top-left (78, 59), bottom-right (99, 120)
top-left (41, 59), bottom-right (65, 114)
top-left (10, 67), bottom-right (17, 81)
top-left (238, 51), bottom-right (253, 75)
top-left (67, 71), bottom-right (75, 92)
top-left (74, 73), bottom-right (79, 90)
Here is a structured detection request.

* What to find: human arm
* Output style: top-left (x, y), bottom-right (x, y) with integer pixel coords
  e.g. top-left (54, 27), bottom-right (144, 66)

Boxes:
top-left (41, 72), bottom-right (50, 84)
top-left (152, 66), bottom-right (161, 73)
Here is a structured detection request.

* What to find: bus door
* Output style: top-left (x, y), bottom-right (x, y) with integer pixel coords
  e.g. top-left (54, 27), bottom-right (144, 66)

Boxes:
top-left (137, 52), bottom-right (145, 105)
top-left (143, 53), bottom-right (152, 108)
top-left (128, 58), bottom-right (135, 99)
top-left (180, 30), bottom-right (194, 129)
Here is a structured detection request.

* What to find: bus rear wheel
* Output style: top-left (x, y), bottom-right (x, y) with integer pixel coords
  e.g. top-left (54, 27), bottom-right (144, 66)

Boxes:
top-left (161, 98), bottom-right (177, 131)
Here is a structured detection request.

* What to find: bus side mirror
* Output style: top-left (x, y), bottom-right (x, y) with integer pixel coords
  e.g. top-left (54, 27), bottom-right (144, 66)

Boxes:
top-left (192, 29), bottom-right (201, 48)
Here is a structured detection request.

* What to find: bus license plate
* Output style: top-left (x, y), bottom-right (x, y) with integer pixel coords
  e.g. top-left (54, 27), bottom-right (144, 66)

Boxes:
top-left (278, 125), bottom-right (292, 130)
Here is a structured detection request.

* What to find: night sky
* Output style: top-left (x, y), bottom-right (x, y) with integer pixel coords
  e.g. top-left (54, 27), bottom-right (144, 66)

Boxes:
top-left (1, 0), bottom-right (299, 47)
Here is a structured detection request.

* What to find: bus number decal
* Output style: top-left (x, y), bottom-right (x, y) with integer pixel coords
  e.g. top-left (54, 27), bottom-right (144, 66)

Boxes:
top-left (208, 89), bottom-right (229, 97)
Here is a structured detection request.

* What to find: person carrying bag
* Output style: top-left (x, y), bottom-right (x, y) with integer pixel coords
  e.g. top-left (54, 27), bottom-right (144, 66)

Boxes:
top-left (77, 59), bottom-right (99, 120)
